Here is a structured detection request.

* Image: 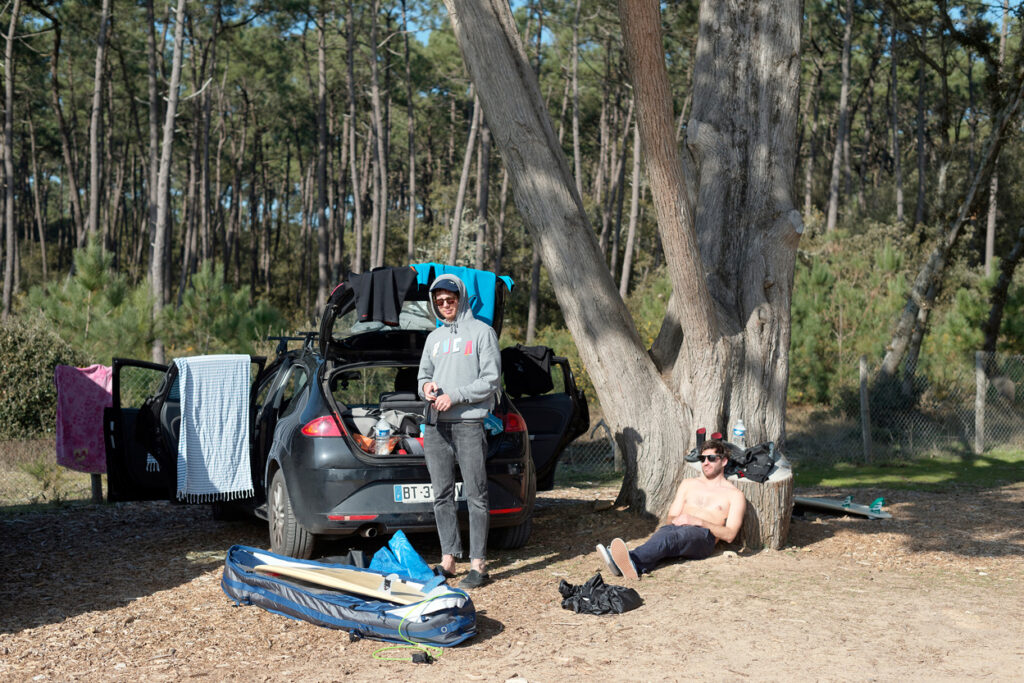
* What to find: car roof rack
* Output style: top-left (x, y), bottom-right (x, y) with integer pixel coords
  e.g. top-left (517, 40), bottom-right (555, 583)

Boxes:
top-left (267, 332), bottom-right (319, 355)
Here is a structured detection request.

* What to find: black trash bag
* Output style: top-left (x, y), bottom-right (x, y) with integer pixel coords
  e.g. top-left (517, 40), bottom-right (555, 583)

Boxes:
top-left (558, 573), bottom-right (643, 615)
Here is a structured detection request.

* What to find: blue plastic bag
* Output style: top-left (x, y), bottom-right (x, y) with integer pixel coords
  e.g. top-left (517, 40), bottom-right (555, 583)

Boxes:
top-left (368, 530), bottom-right (435, 582)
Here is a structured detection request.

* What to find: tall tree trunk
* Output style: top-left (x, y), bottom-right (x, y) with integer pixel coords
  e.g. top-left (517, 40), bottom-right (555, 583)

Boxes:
top-left (402, 0), bottom-right (416, 264)
top-left (494, 165), bottom-right (508, 274)
top-left (890, 23), bottom-right (903, 223)
top-left (985, 0), bottom-right (1009, 277)
top-left (85, 0), bottom-right (112, 247)
top-left (801, 57), bottom-right (822, 220)
top-left (346, 1), bottom-right (364, 273)
top-left (913, 56), bottom-right (926, 228)
top-left (444, 0), bottom-right (802, 515)
top-left (2, 0), bottom-right (21, 321)
top-left (825, 0), bottom-right (852, 233)
top-left (448, 92), bottom-right (480, 265)
top-left (474, 121), bottom-right (491, 269)
top-left (982, 226), bottom-right (1024, 354)
top-left (27, 117), bottom-right (48, 281)
top-left (151, 0), bottom-right (188, 364)
top-left (570, 0), bottom-right (583, 195)
top-left (526, 246), bottom-right (541, 343)
top-left (316, 13), bottom-right (330, 309)
top-left (146, 0), bottom-right (160, 276)
top-left (619, 118), bottom-right (641, 299)
top-left (46, 27), bottom-right (85, 245)
top-left (369, 0), bottom-right (389, 268)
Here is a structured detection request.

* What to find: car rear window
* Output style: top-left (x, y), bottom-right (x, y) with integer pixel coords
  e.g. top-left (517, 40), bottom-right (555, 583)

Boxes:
top-left (332, 300), bottom-right (436, 339)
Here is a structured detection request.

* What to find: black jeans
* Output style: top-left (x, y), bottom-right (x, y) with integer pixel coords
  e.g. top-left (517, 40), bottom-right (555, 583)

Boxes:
top-left (424, 421), bottom-right (489, 560)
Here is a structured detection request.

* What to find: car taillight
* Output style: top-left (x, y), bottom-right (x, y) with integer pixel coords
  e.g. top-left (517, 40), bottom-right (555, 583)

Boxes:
top-left (501, 412), bottom-right (527, 432)
top-left (301, 415), bottom-right (346, 437)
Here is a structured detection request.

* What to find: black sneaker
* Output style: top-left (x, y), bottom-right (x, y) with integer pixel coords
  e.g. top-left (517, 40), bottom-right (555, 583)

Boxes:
top-left (595, 543), bottom-right (622, 576)
top-left (458, 569), bottom-right (490, 589)
top-left (433, 564), bottom-right (455, 579)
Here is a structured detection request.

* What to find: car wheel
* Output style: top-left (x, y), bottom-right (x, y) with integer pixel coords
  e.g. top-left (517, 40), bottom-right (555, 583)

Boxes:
top-left (489, 516), bottom-right (533, 549)
top-left (268, 469), bottom-right (316, 559)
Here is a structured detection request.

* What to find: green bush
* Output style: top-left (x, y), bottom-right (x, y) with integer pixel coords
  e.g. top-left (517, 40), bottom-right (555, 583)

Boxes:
top-left (0, 316), bottom-right (87, 438)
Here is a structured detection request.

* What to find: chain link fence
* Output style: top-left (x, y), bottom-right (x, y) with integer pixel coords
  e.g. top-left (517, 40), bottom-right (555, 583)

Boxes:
top-left (787, 352), bottom-right (1024, 466)
top-left (553, 419), bottom-right (620, 480)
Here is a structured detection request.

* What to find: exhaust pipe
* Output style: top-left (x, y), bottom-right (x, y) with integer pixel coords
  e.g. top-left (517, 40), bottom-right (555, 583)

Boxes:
top-left (358, 524), bottom-right (380, 538)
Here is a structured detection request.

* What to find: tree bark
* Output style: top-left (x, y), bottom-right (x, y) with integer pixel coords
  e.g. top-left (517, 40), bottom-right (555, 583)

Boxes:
top-left (619, 118), bottom-right (641, 299)
top-left (2, 0), bottom-right (21, 321)
top-left (985, 0), bottom-right (1009, 277)
top-left (402, 0), bottom-right (416, 264)
top-left (448, 92), bottom-right (480, 265)
top-left (151, 0), bottom-right (188, 364)
top-left (316, 12), bottom-right (330, 309)
top-left (27, 117), bottom-right (47, 281)
top-left (982, 226), bottom-right (1024, 355)
top-left (346, 0), bottom-right (363, 273)
top-left (369, 0), bottom-right (388, 269)
top-left (85, 0), bottom-right (112, 247)
top-left (474, 121), bottom-right (491, 270)
top-left (890, 22), bottom-right (904, 223)
top-left (443, 0), bottom-right (803, 517)
top-left (825, 0), bottom-right (852, 233)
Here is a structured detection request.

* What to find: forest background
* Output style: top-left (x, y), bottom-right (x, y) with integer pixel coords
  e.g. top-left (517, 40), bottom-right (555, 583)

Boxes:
top-left (1, 0), bottom-right (1022, 464)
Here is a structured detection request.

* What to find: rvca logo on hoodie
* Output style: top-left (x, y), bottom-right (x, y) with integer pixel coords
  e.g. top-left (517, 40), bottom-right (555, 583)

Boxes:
top-left (432, 338), bottom-right (474, 356)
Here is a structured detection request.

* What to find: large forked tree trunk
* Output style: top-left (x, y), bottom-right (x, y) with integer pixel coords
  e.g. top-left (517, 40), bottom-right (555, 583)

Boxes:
top-left (444, 0), bottom-right (802, 517)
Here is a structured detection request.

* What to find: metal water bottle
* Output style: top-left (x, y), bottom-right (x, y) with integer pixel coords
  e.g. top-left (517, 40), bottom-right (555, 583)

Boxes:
top-left (731, 419), bottom-right (746, 449)
top-left (374, 417), bottom-right (392, 455)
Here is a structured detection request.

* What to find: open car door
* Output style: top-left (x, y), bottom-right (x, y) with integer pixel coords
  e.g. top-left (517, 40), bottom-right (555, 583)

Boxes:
top-left (104, 356), bottom-right (267, 503)
top-left (502, 346), bottom-right (590, 491)
top-left (104, 358), bottom-right (175, 502)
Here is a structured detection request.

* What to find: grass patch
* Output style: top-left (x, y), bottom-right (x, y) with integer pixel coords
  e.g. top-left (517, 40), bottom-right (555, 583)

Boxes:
top-left (793, 447), bottom-right (1024, 491)
top-left (554, 467), bottom-right (623, 489)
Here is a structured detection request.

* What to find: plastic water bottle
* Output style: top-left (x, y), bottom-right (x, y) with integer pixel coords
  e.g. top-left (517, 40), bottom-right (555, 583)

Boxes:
top-left (375, 417), bottom-right (392, 455)
top-left (731, 419), bottom-right (746, 449)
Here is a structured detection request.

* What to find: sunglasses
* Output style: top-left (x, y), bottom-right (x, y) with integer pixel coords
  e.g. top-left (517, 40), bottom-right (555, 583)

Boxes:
top-left (434, 296), bottom-right (458, 307)
top-left (697, 454), bottom-right (725, 463)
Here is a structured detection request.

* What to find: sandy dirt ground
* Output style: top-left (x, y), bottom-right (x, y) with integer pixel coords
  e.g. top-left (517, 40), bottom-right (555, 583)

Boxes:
top-left (2, 481), bottom-right (1023, 682)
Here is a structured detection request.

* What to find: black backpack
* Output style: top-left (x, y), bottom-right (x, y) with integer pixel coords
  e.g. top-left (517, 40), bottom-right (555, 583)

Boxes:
top-left (725, 441), bottom-right (777, 483)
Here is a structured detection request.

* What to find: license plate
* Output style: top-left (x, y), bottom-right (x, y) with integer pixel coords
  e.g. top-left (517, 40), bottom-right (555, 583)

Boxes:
top-left (394, 482), bottom-right (465, 504)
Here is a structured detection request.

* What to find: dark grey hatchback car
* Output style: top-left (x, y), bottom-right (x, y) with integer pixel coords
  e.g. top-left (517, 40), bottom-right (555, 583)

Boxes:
top-left (105, 265), bottom-right (588, 559)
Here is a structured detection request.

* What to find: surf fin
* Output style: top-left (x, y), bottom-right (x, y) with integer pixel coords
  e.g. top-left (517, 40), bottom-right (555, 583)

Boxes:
top-left (842, 495), bottom-right (853, 508)
top-left (869, 497), bottom-right (885, 513)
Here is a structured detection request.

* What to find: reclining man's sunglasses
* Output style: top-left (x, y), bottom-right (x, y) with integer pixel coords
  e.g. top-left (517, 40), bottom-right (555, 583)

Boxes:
top-left (697, 454), bottom-right (724, 463)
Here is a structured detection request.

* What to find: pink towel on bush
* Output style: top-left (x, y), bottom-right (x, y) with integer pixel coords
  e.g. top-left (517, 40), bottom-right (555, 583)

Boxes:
top-left (54, 364), bottom-right (113, 474)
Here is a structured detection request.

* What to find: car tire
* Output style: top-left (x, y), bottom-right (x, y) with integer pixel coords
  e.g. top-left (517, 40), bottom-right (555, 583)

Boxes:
top-left (489, 516), bottom-right (533, 550)
top-left (268, 469), bottom-right (316, 559)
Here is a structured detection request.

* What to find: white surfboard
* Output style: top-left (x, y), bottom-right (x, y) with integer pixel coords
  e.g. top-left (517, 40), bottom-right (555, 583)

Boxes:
top-left (793, 495), bottom-right (892, 519)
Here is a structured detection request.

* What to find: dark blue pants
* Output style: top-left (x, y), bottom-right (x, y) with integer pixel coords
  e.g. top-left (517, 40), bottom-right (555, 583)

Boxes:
top-left (630, 524), bottom-right (716, 574)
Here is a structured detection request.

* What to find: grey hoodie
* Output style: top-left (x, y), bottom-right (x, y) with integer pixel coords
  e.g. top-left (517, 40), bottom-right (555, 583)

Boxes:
top-left (417, 274), bottom-right (501, 421)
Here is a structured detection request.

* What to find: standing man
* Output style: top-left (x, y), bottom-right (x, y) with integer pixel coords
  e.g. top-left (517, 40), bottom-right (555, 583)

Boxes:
top-left (597, 439), bottom-right (745, 579)
top-left (418, 274), bottom-right (501, 588)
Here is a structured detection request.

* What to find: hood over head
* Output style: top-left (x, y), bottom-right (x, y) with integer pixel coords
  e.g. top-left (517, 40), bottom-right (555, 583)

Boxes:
top-left (428, 274), bottom-right (471, 328)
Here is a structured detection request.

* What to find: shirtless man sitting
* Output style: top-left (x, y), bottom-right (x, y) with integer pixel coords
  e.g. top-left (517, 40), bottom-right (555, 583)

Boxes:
top-left (597, 439), bottom-right (746, 579)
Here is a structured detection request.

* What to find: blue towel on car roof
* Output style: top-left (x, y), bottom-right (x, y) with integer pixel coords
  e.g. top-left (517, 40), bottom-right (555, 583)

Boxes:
top-left (411, 263), bottom-right (514, 327)
top-left (174, 354), bottom-right (253, 502)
